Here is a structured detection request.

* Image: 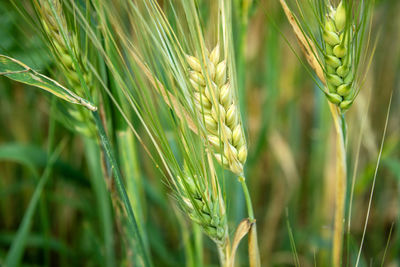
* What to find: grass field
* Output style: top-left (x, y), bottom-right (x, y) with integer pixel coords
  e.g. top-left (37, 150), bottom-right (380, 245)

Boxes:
top-left (0, 0), bottom-right (399, 266)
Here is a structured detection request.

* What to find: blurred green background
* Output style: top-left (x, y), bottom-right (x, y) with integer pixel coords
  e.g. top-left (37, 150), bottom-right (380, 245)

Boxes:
top-left (0, 0), bottom-right (399, 266)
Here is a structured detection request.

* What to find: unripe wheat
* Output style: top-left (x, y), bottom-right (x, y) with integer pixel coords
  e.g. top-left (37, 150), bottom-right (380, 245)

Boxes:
top-left (39, 0), bottom-right (96, 136)
top-left (186, 45), bottom-right (247, 175)
top-left (177, 173), bottom-right (228, 246)
top-left (323, 2), bottom-right (355, 111)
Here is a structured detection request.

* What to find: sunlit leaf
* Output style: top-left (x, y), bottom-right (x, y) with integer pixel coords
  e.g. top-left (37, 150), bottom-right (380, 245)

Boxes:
top-left (0, 55), bottom-right (96, 111)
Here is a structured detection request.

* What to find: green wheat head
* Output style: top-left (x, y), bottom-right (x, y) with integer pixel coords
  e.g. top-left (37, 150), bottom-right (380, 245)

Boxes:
top-left (323, 2), bottom-right (355, 110)
top-left (290, 0), bottom-right (373, 113)
top-left (35, 0), bottom-right (97, 136)
top-left (176, 165), bottom-right (228, 246)
top-left (82, 0), bottom-right (233, 252)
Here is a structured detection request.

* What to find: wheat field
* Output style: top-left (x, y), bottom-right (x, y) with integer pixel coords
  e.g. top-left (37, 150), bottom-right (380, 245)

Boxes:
top-left (0, 0), bottom-right (399, 266)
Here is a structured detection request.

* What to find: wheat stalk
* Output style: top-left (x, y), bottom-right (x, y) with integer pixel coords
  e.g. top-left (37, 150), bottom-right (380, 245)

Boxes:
top-left (91, 0), bottom-right (258, 264)
top-left (187, 42), bottom-right (260, 267)
top-left (280, 0), bottom-right (372, 265)
top-left (186, 45), bottom-right (247, 175)
top-left (320, 4), bottom-right (350, 265)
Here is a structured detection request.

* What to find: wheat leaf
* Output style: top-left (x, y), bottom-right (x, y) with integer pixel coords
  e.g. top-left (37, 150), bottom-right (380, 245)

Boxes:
top-left (4, 139), bottom-right (66, 267)
top-left (229, 218), bottom-right (252, 266)
top-left (0, 55), bottom-right (97, 111)
top-left (279, 0), bottom-right (325, 83)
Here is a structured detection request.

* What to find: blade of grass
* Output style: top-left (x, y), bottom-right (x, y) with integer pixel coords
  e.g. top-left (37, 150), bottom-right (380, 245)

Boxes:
top-left (92, 111), bottom-right (152, 267)
top-left (0, 55), bottom-right (96, 111)
top-left (380, 222), bottom-right (394, 267)
top-left (355, 91), bottom-right (393, 267)
top-left (116, 129), bottom-right (149, 264)
top-left (0, 232), bottom-right (73, 256)
top-left (193, 224), bottom-right (203, 267)
top-left (41, 97), bottom-right (58, 267)
top-left (346, 83), bottom-right (373, 266)
top-left (286, 209), bottom-right (300, 267)
top-left (84, 137), bottom-right (115, 267)
top-left (0, 143), bottom-right (87, 186)
top-left (4, 139), bottom-right (66, 267)
top-left (44, 3), bottom-right (151, 263)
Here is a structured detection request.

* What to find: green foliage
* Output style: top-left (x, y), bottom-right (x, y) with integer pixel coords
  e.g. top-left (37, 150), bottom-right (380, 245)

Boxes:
top-left (0, 55), bottom-right (96, 110)
top-left (0, 0), bottom-right (399, 266)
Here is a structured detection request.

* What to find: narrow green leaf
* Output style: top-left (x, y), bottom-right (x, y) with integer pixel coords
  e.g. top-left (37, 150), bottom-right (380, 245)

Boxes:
top-left (0, 232), bottom-right (73, 256)
top-left (0, 143), bottom-right (87, 186)
top-left (84, 137), bottom-right (116, 267)
top-left (92, 111), bottom-right (151, 267)
top-left (4, 140), bottom-right (66, 267)
top-left (0, 55), bottom-right (96, 111)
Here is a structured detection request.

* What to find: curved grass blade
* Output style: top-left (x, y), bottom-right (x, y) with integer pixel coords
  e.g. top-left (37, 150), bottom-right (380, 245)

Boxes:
top-left (0, 232), bottom-right (73, 256)
top-left (4, 139), bottom-right (66, 267)
top-left (0, 143), bottom-right (87, 185)
top-left (0, 55), bottom-right (96, 111)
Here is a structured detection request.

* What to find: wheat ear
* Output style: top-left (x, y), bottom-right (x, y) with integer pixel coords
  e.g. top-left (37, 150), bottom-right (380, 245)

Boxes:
top-left (186, 45), bottom-right (247, 175)
top-left (177, 173), bottom-right (228, 246)
top-left (323, 2), bottom-right (355, 111)
top-left (38, 0), bottom-right (96, 135)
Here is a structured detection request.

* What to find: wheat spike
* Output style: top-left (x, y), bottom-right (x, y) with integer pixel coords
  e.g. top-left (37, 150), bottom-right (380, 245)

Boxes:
top-left (323, 2), bottom-right (355, 111)
top-left (176, 172), bottom-right (228, 246)
top-left (186, 45), bottom-right (247, 175)
top-left (39, 0), bottom-right (96, 136)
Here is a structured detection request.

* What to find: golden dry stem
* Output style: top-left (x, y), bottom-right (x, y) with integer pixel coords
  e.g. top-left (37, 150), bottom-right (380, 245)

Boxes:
top-left (329, 105), bottom-right (347, 267)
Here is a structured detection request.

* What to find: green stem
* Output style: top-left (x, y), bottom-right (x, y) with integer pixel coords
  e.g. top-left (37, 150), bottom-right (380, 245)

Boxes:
top-left (92, 111), bottom-right (151, 267)
top-left (193, 224), bottom-right (203, 267)
top-left (330, 108), bottom-right (347, 267)
top-left (46, 3), bottom-right (149, 265)
top-left (239, 176), bottom-right (254, 220)
top-left (238, 175), bottom-right (260, 267)
top-left (182, 222), bottom-right (195, 267)
top-left (116, 130), bottom-right (148, 251)
top-left (84, 137), bottom-right (115, 267)
top-left (4, 139), bottom-right (64, 267)
top-left (217, 242), bottom-right (230, 267)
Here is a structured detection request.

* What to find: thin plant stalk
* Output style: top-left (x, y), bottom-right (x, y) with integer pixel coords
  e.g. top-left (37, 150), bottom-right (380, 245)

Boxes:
top-left (236, 0), bottom-right (252, 115)
top-left (239, 176), bottom-right (254, 219)
top-left (83, 137), bottom-right (115, 267)
top-left (35, 2), bottom-right (150, 263)
top-left (4, 139), bottom-right (65, 267)
top-left (116, 129), bottom-right (148, 250)
top-left (92, 111), bottom-right (152, 267)
top-left (239, 175), bottom-right (260, 267)
top-left (193, 224), bottom-right (203, 267)
top-left (174, 206), bottom-right (196, 267)
top-left (217, 241), bottom-right (231, 267)
top-left (278, 1), bottom-right (371, 264)
top-left (328, 104), bottom-right (347, 266)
